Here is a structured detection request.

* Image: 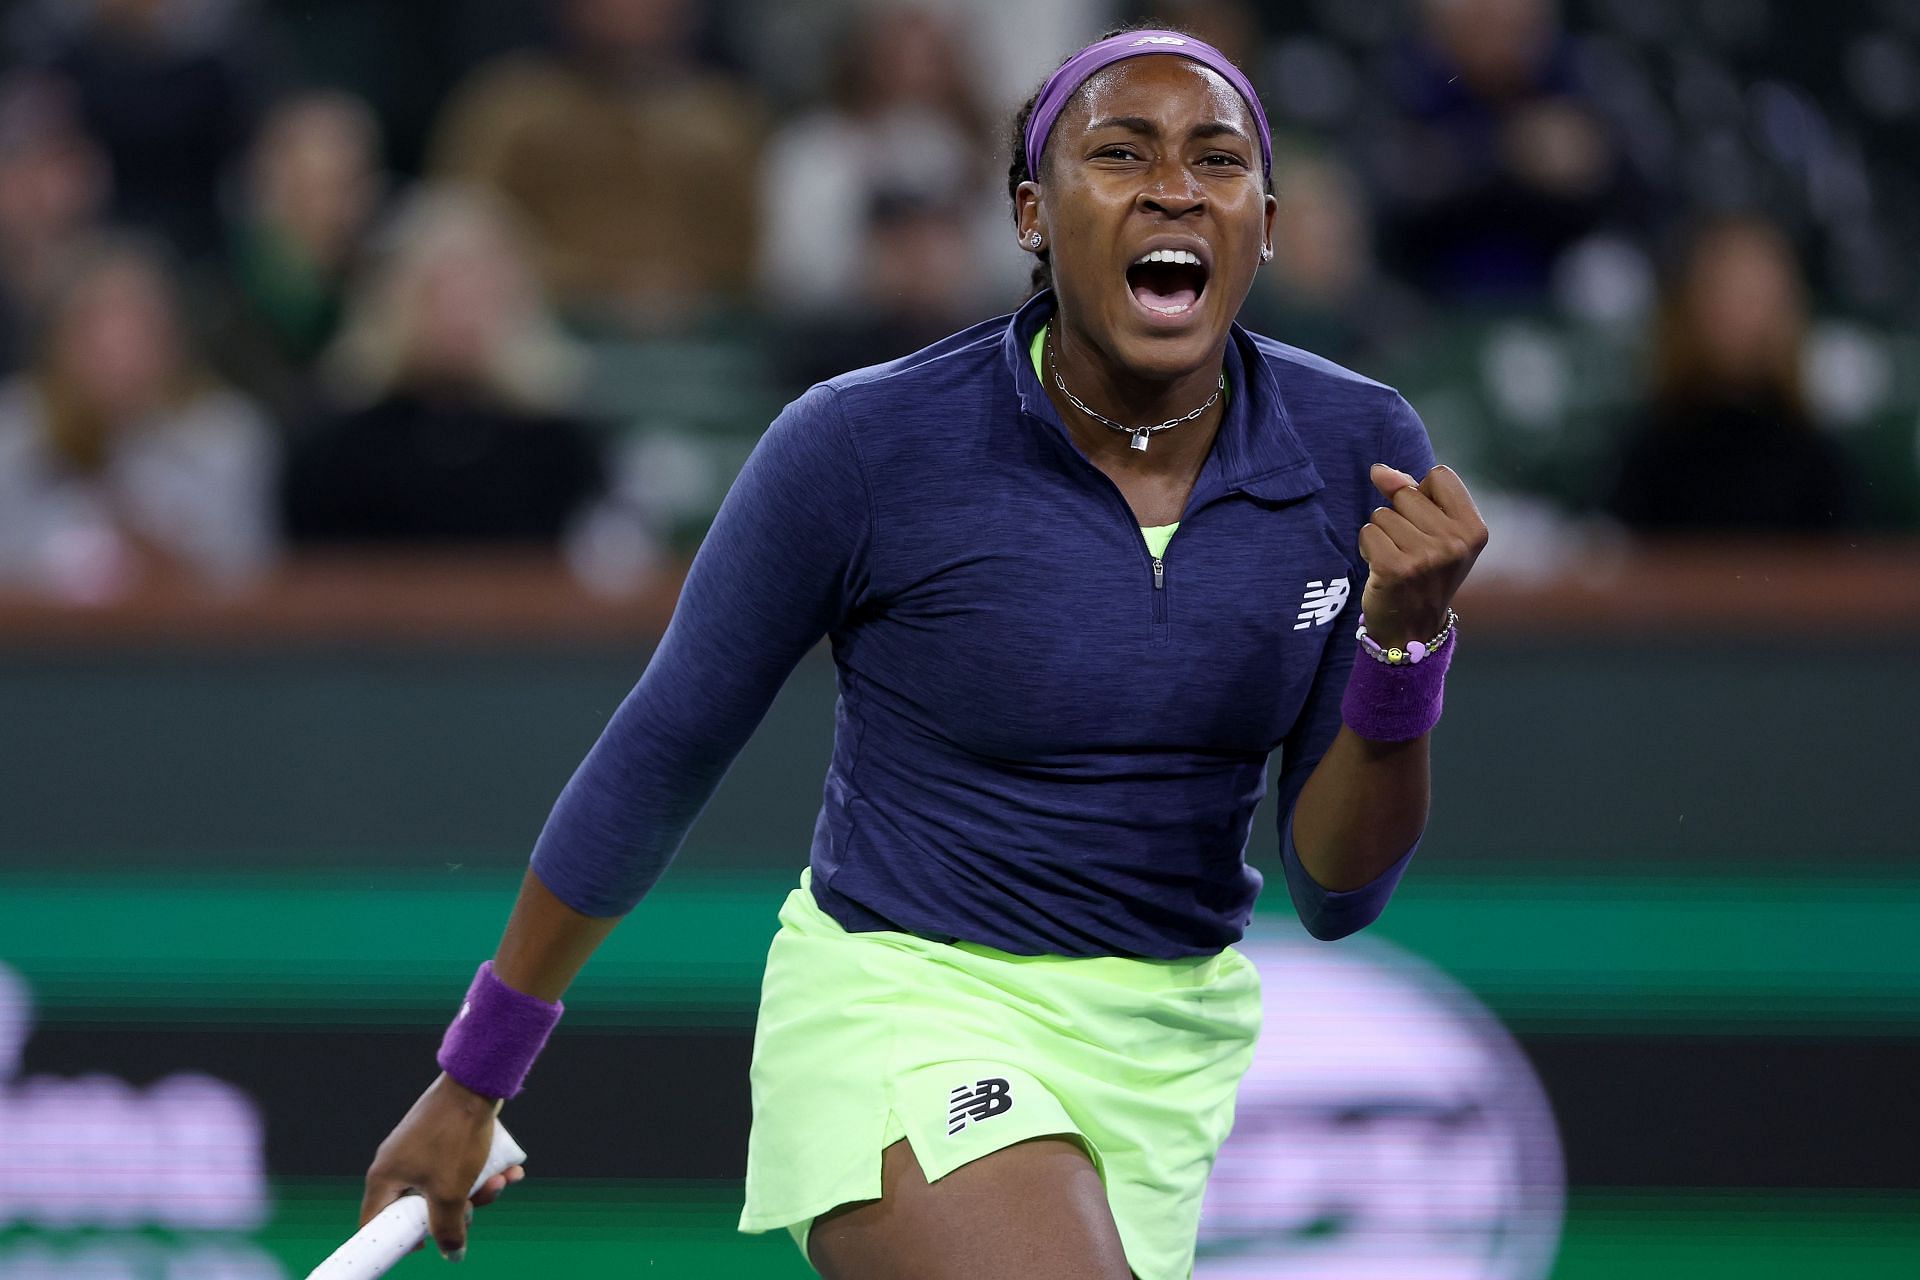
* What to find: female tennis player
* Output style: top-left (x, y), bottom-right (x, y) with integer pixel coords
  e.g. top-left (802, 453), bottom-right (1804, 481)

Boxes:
top-left (360, 27), bottom-right (1487, 1280)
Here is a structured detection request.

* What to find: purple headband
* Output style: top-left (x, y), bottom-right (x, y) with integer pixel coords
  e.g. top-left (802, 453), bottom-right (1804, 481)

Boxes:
top-left (1023, 30), bottom-right (1272, 185)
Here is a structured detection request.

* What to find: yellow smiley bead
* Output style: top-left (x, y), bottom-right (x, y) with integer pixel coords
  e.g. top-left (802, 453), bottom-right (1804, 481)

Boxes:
top-left (1386, 647), bottom-right (1406, 664)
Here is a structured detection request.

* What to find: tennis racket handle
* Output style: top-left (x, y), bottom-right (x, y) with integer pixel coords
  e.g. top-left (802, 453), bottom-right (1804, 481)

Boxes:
top-left (305, 1120), bottom-right (527, 1280)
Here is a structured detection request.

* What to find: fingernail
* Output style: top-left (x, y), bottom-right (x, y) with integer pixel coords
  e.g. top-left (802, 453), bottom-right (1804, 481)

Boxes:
top-left (443, 1245), bottom-right (466, 1263)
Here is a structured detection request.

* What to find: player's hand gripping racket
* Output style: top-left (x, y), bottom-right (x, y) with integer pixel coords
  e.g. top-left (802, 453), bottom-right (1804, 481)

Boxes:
top-left (307, 1119), bottom-right (525, 1279)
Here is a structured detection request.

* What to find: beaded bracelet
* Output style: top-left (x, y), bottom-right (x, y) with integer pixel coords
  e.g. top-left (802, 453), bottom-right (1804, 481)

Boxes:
top-left (1342, 610), bottom-right (1460, 741)
top-left (1355, 608), bottom-right (1458, 666)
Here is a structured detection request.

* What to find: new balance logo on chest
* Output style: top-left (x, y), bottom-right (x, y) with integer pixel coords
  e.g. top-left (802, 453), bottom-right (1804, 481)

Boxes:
top-left (948, 1077), bottom-right (1012, 1135)
top-left (1294, 578), bottom-right (1351, 629)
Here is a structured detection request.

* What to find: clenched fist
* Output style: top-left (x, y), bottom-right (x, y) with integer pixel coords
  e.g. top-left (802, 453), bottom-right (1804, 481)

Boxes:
top-left (1357, 462), bottom-right (1488, 648)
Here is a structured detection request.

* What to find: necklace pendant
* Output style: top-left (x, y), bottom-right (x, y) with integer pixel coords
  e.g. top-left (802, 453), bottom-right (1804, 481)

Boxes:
top-left (1130, 429), bottom-right (1150, 452)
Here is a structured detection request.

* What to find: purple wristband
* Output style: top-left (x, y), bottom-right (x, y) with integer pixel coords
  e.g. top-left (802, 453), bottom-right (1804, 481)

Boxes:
top-left (1340, 629), bottom-right (1455, 742)
top-left (436, 961), bottom-right (564, 1100)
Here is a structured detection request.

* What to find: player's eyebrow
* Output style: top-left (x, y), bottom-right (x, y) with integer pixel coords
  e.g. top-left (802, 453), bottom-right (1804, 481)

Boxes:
top-left (1190, 121), bottom-right (1252, 146)
top-left (1086, 114), bottom-right (1158, 136)
top-left (1085, 116), bottom-right (1252, 147)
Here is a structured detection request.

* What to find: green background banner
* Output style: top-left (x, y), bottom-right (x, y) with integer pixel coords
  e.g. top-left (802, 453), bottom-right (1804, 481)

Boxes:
top-left (4, 867), bottom-right (1919, 1032)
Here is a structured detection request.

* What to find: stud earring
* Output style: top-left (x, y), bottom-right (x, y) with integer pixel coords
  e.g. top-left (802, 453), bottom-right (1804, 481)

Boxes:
top-left (1026, 232), bottom-right (1043, 249)
top-left (1260, 244), bottom-right (1273, 262)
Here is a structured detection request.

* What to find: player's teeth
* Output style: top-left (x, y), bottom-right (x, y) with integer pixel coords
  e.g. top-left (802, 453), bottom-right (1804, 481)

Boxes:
top-left (1132, 248), bottom-right (1202, 266)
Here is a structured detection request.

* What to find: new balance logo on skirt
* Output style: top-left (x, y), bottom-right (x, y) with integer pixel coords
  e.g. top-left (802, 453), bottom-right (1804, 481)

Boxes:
top-left (948, 1078), bottom-right (1013, 1135)
top-left (1295, 578), bottom-right (1350, 629)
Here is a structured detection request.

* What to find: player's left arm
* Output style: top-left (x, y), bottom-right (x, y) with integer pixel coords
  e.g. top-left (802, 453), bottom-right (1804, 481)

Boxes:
top-left (1287, 457), bottom-right (1486, 894)
top-left (1289, 369), bottom-right (1490, 907)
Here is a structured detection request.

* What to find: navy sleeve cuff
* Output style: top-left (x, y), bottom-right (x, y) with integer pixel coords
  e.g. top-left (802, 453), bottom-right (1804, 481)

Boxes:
top-left (1278, 814), bottom-right (1419, 941)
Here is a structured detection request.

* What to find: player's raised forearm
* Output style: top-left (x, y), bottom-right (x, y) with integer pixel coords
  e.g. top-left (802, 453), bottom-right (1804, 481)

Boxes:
top-left (1288, 458), bottom-right (1481, 894)
top-left (491, 867), bottom-right (622, 1002)
top-left (1289, 729), bottom-right (1430, 892)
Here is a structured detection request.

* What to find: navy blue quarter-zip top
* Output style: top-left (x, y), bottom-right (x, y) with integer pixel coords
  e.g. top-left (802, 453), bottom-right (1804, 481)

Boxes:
top-left (532, 291), bottom-right (1436, 955)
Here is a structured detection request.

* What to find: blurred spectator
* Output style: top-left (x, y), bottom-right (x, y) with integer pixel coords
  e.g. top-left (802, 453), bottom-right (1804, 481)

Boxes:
top-left (775, 185), bottom-right (990, 388)
top-left (758, 3), bottom-right (1020, 326)
top-left (284, 187), bottom-right (605, 545)
top-left (1368, 0), bottom-right (1644, 304)
top-left (1140, 0), bottom-right (1262, 71)
top-left (202, 90), bottom-right (386, 418)
top-left (428, 0), bottom-right (762, 328)
top-left (756, 3), bottom-right (1021, 345)
top-left (1605, 216), bottom-right (1855, 533)
top-left (21, 0), bottom-right (267, 260)
top-left (0, 72), bottom-right (111, 375)
top-left (1238, 148), bottom-right (1424, 375)
top-left (731, 0), bottom-right (1112, 112)
top-left (0, 234), bottom-right (279, 601)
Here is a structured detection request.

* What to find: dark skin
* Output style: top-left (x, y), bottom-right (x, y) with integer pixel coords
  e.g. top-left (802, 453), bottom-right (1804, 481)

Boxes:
top-left (1023, 60), bottom-right (1266, 526)
top-left (357, 877), bottom-right (609, 1261)
top-left (359, 54), bottom-right (1486, 1278)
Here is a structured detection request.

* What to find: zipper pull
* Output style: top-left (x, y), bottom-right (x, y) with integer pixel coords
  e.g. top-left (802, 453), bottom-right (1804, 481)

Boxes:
top-left (1152, 558), bottom-right (1164, 589)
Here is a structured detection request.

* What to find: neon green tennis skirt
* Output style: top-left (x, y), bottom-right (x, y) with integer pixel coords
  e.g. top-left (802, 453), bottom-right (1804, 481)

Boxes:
top-left (739, 870), bottom-right (1261, 1280)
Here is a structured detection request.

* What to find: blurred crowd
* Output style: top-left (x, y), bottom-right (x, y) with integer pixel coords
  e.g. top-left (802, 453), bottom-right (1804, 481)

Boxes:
top-left (0, 0), bottom-right (1914, 602)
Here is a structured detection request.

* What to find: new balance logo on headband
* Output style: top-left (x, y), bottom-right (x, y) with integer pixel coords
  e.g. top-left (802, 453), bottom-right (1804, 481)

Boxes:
top-left (1295, 578), bottom-right (1350, 630)
top-left (948, 1078), bottom-right (1013, 1135)
top-left (1130, 35), bottom-right (1188, 46)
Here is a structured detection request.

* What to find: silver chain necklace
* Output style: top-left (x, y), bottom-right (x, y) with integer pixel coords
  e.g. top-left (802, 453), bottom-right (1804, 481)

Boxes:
top-left (1048, 336), bottom-right (1223, 452)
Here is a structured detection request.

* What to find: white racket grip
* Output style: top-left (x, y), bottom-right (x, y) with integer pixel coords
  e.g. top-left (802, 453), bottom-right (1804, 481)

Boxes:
top-left (306, 1120), bottom-right (527, 1280)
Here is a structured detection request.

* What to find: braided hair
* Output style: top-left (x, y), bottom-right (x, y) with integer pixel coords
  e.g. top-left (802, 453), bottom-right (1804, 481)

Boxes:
top-left (1005, 82), bottom-right (1058, 297)
top-left (1004, 25), bottom-right (1272, 298)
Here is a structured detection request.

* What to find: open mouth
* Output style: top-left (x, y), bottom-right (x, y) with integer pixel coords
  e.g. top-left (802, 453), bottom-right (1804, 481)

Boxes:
top-left (1126, 248), bottom-right (1209, 318)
